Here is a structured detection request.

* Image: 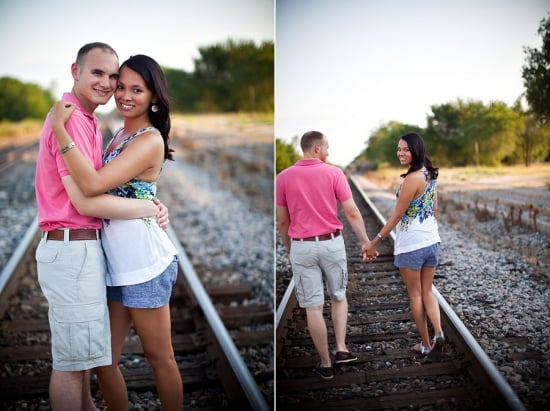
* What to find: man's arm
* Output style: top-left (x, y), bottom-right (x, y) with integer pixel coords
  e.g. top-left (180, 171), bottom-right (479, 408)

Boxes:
top-left (341, 197), bottom-right (372, 259)
top-left (276, 205), bottom-right (292, 253)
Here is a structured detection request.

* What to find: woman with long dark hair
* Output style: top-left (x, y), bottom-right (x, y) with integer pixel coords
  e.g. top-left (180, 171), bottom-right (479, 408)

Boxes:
top-left (366, 132), bottom-right (445, 361)
top-left (49, 54), bottom-right (182, 410)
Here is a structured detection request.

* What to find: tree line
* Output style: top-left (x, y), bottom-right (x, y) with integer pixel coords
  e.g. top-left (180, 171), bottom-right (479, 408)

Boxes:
top-left (351, 98), bottom-right (548, 169)
top-left (277, 13), bottom-right (550, 171)
top-left (165, 39), bottom-right (273, 112)
top-left (0, 39), bottom-right (274, 122)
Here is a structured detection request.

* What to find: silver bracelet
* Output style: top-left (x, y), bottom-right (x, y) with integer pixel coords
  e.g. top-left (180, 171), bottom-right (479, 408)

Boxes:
top-left (377, 233), bottom-right (383, 240)
top-left (60, 141), bottom-right (76, 154)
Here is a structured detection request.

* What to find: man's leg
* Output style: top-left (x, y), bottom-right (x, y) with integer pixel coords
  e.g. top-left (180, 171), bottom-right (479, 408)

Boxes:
top-left (331, 297), bottom-right (349, 353)
top-left (305, 305), bottom-right (331, 367)
top-left (49, 369), bottom-right (85, 411)
top-left (81, 370), bottom-right (100, 411)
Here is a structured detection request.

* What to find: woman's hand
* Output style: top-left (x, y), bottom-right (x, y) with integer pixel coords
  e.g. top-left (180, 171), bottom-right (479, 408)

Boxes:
top-left (49, 101), bottom-right (77, 148)
top-left (49, 101), bottom-right (76, 128)
top-left (154, 199), bottom-right (170, 229)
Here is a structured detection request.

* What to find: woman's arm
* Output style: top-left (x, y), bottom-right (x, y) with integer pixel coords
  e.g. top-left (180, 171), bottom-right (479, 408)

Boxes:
top-left (366, 173), bottom-right (423, 254)
top-left (49, 102), bottom-right (163, 196)
top-left (62, 175), bottom-right (158, 219)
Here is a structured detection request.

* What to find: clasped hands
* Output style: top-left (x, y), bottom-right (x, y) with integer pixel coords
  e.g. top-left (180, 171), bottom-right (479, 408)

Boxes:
top-left (362, 242), bottom-right (379, 262)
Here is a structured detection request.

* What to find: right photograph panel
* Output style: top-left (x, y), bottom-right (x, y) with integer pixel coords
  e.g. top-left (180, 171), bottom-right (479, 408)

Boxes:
top-left (274, 1), bottom-right (550, 410)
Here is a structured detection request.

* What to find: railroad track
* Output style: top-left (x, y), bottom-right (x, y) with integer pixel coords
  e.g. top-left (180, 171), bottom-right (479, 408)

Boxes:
top-left (0, 213), bottom-right (272, 408)
top-left (0, 141), bottom-right (39, 174)
top-left (275, 175), bottom-right (525, 410)
top-left (0, 219), bottom-right (272, 409)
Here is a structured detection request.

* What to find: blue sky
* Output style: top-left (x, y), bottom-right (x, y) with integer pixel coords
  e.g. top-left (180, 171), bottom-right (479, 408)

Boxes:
top-left (0, 0), bottom-right (273, 113)
top-left (276, 0), bottom-right (549, 166)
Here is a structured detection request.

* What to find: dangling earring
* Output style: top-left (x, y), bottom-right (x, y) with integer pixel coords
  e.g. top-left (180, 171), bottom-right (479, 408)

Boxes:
top-left (151, 104), bottom-right (159, 113)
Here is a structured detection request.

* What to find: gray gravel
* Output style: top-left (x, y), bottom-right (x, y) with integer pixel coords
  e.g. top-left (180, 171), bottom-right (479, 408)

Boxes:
top-left (157, 158), bottom-right (274, 308)
top-left (0, 161), bottom-right (37, 272)
top-left (0, 149), bottom-right (274, 409)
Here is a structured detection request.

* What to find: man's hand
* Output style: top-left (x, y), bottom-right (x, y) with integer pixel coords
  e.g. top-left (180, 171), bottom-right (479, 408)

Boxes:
top-left (362, 241), bottom-right (379, 261)
top-left (154, 199), bottom-right (170, 229)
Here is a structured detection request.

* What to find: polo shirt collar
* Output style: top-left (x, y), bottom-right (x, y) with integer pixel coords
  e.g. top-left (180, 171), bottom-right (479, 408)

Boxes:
top-left (61, 92), bottom-right (95, 120)
top-left (296, 158), bottom-right (323, 166)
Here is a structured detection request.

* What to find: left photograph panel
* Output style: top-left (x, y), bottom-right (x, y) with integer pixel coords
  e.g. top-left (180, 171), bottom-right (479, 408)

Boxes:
top-left (0, 0), bottom-right (275, 410)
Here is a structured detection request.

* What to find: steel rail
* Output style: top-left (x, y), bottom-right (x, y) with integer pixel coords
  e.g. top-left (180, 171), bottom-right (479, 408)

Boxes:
top-left (0, 218), bottom-right (269, 410)
top-left (0, 214), bottom-right (39, 317)
top-left (166, 226), bottom-right (270, 411)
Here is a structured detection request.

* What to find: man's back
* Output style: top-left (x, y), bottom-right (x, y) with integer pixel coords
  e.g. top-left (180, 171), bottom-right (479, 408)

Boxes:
top-left (276, 158), bottom-right (351, 238)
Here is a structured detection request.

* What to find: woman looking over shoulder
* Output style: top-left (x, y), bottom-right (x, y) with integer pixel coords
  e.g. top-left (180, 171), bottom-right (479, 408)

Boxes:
top-left (50, 54), bottom-right (183, 410)
top-left (365, 132), bottom-right (445, 362)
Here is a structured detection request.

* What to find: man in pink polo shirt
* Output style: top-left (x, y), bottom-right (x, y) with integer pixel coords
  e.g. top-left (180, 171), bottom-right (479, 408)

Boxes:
top-left (35, 42), bottom-right (166, 410)
top-left (276, 130), bottom-right (376, 380)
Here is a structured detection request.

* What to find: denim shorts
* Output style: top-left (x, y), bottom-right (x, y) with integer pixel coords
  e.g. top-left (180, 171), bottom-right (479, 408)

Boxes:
top-left (289, 235), bottom-right (348, 308)
top-left (35, 236), bottom-right (111, 371)
top-left (107, 257), bottom-right (178, 308)
top-left (394, 242), bottom-right (441, 270)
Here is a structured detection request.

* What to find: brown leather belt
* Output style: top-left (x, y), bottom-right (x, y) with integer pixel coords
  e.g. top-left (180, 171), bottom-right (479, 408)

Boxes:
top-left (45, 229), bottom-right (100, 241)
top-left (292, 230), bottom-right (341, 242)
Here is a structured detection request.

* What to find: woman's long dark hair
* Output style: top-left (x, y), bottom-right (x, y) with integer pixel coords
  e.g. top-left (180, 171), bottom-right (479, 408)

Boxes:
top-left (399, 132), bottom-right (438, 180)
top-left (120, 54), bottom-right (174, 161)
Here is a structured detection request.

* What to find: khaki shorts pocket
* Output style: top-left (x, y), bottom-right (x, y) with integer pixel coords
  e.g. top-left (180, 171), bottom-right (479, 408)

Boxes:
top-left (51, 303), bottom-right (106, 361)
top-left (35, 246), bottom-right (59, 263)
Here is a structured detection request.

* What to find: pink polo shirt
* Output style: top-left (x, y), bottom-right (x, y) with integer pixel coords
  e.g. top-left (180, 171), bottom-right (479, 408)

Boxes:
top-left (276, 158), bottom-right (352, 238)
top-left (35, 92), bottom-right (103, 231)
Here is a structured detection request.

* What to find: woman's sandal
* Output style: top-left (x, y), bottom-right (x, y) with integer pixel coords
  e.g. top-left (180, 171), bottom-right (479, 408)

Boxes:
top-left (427, 331), bottom-right (445, 362)
top-left (410, 341), bottom-right (431, 355)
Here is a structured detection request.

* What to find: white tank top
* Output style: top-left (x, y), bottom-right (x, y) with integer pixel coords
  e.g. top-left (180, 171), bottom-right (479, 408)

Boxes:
top-left (101, 127), bottom-right (177, 286)
top-left (394, 170), bottom-right (441, 255)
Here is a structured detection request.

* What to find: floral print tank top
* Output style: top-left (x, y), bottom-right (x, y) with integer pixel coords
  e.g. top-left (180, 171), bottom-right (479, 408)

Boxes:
top-left (100, 126), bottom-right (177, 286)
top-left (396, 170), bottom-right (437, 231)
top-left (103, 127), bottom-right (159, 200)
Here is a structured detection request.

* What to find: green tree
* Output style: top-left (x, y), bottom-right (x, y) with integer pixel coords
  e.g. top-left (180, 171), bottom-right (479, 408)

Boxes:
top-left (425, 99), bottom-right (522, 166)
top-left (425, 99), bottom-right (482, 166)
top-left (460, 101), bottom-right (523, 166)
top-left (193, 39), bottom-right (274, 112)
top-left (514, 104), bottom-right (550, 166)
top-left (276, 137), bottom-right (300, 174)
top-left (163, 67), bottom-right (199, 112)
top-left (0, 77), bottom-right (54, 121)
top-left (522, 13), bottom-right (550, 124)
top-left (355, 121), bottom-right (423, 167)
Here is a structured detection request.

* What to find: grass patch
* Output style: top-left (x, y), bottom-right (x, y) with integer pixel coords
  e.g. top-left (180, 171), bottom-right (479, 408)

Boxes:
top-left (172, 112), bottom-right (273, 128)
top-left (365, 164), bottom-right (550, 190)
top-left (0, 119), bottom-right (43, 143)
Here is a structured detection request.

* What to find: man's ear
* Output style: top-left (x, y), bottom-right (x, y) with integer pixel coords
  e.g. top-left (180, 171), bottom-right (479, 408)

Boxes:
top-left (71, 63), bottom-right (79, 82)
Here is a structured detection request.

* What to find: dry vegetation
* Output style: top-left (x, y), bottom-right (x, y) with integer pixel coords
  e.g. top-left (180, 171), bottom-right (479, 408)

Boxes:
top-left (171, 112), bottom-right (273, 144)
top-left (365, 164), bottom-right (550, 231)
top-left (0, 120), bottom-right (43, 147)
top-left (363, 164), bottom-right (550, 277)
